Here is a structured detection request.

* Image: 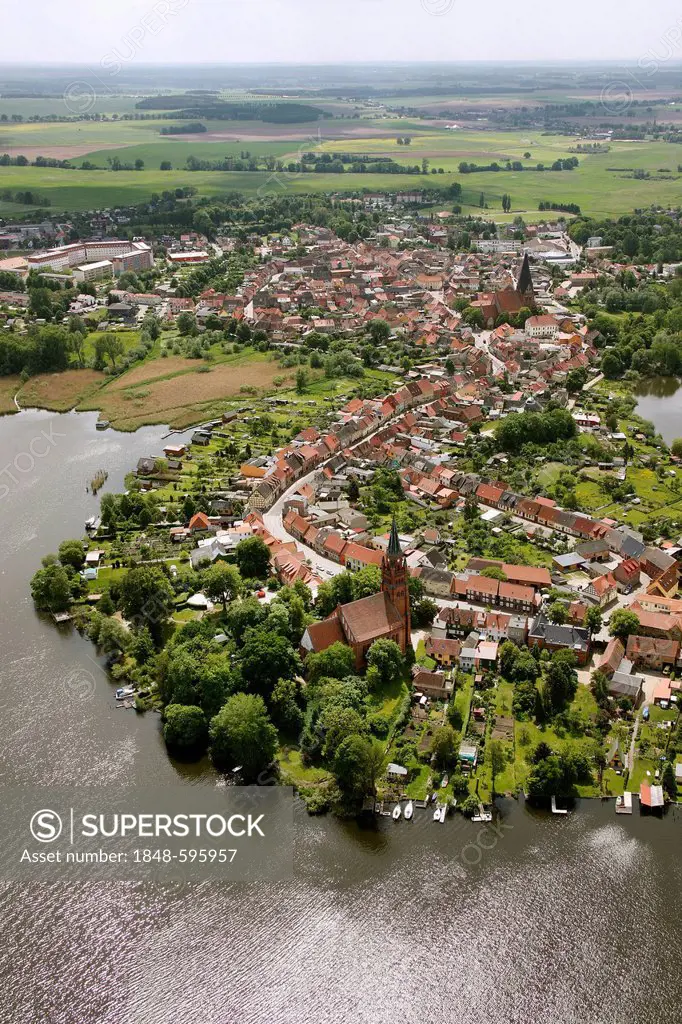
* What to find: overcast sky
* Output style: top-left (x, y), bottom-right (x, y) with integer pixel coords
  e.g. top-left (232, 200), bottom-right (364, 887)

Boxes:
top-left (4, 0), bottom-right (682, 64)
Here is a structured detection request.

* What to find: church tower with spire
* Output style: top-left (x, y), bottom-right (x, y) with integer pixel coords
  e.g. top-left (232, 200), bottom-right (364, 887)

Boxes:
top-left (381, 517), bottom-right (411, 654)
top-left (516, 252), bottom-right (536, 308)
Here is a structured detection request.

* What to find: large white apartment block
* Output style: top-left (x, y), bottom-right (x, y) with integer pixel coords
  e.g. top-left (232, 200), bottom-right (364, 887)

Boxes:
top-left (28, 239), bottom-right (152, 275)
top-left (73, 260), bottom-right (113, 283)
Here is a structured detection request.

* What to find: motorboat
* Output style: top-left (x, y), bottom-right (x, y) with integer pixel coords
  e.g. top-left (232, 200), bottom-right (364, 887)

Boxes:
top-left (392, 803), bottom-right (401, 820)
top-left (404, 800), bottom-right (413, 820)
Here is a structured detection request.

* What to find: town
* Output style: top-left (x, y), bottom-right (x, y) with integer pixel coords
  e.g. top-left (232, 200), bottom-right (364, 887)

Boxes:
top-left (17, 192), bottom-right (682, 821)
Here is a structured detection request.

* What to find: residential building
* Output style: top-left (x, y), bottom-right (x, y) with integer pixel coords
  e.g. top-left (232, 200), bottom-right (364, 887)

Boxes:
top-left (527, 612), bottom-right (590, 664)
top-left (411, 668), bottom-right (453, 701)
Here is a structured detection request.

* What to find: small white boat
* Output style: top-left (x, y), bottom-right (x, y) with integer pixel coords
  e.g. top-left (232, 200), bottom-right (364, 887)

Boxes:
top-left (615, 792), bottom-right (633, 815)
top-left (433, 805), bottom-right (446, 823)
top-left (115, 687), bottom-right (135, 700)
top-left (392, 803), bottom-right (402, 821)
top-left (440, 775), bottom-right (449, 789)
top-left (433, 806), bottom-right (442, 822)
top-left (404, 800), bottom-right (414, 820)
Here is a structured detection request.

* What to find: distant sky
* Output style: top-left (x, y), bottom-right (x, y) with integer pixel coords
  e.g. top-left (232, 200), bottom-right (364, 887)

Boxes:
top-left (4, 0), bottom-right (682, 64)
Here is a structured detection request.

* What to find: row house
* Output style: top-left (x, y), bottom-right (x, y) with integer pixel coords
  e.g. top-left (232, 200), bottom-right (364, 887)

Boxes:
top-left (321, 531), bottom-right (347, 564)
top-left (498, 581), bottom-right (535, 614)
top-left (628, 609), bottom-right (682, 641)
top-left (585, 573), bottom-right (618, 607)
top-left (342, 542), bottom-right (385, 573)
top-left (613, 558), bottom-right (641, 592)
top-left (626, 635), bottom-right (681, 671)
top-left (527, 612), bottom-right (590, 665)
top-left (424, 637), bottom-right (462, 668)
top-left (640, 546), bottom-right (678, 581)
top-left (466, 559), bottom-right (551, 589)
top-left (457, 575), bottom-right (536, 614)
top-left (459, 639), bottom-right (499, 673)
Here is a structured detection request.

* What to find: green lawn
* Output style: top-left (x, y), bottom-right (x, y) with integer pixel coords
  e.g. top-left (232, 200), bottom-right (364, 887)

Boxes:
top-left (368, 673), bottom-right (410, 726)
top-left (602, 768), bottom-right (626, 797)
top-left (405, 764), bottom-right (431, 800)
top-left (490, 681), bottom-right (517, 796)
top-left (514, 686), bottom-right (602, 797)
top-left (627, 757), bottom-right (659, 793)
top-left (415, 639), bottom-right (436, 671)
top-left (278, 747), bottom-right (333, 787)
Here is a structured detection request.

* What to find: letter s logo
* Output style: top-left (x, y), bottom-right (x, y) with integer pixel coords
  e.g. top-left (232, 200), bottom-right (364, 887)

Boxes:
top-left (30, 809), bottom-right (63, 843)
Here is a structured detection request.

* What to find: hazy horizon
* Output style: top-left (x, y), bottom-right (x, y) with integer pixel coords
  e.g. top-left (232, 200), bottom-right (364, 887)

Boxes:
top-left (3, 0), bottom-right (682, 65)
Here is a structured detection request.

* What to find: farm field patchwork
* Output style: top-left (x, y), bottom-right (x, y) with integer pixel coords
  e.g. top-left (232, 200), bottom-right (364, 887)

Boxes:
top-left (0, 120), bottom-right (680, 217)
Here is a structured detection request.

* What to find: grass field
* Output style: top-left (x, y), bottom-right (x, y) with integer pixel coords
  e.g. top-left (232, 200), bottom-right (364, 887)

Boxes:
top-left (0, 96), bottom-right (143, 119)
top-left (75, 349), bottom-right (294, 430)
top-left (4, 348), bottom-right (391, 432)
top-left (0, 374), bottom-right (20, 414)
top-left (1, 118), bottom-right (681, 216)
top-left (17, 369), bottom-right (105, 412)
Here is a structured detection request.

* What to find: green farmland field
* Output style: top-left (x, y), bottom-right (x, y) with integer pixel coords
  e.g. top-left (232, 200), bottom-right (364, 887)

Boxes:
top-left (0, 119), bottom-right (681, 217)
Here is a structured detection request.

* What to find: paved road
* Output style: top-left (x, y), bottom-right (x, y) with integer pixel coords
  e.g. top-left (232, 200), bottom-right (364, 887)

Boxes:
top-left (583, 372), bottom-right (605, 392)
top-left (263, 397), bottom-right (439, 579)
top-left (264, 470), bottom-right (345, 579)
top-left (474, 330), bottom-right (506, 376)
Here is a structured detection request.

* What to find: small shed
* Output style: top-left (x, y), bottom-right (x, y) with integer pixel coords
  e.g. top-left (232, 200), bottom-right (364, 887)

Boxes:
top-left (459, 743), bottom-right (478, 768)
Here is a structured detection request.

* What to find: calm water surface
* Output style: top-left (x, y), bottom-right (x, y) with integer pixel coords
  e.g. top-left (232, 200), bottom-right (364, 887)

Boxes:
top-left (0, 409), bottom-right (680, 1024)
top-left (633, 376), bottom-right (682, 445)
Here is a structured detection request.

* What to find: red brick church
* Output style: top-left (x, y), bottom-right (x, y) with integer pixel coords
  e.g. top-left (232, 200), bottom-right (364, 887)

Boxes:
top-left (301, 518), bottom-right (412, 670)
top-left (471, 252), bottom-right (537, 327)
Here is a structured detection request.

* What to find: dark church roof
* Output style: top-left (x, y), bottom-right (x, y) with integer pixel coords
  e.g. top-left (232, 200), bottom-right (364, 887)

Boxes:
top-left (387, 516), bottom-right (402, 557)
top-left (516, 252), bottom-right (534, 296)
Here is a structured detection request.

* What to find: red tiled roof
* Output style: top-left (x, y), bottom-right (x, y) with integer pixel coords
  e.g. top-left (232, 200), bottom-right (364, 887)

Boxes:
top-left (303, 618), bottom-right (346, 653)
top-left (189, 512), bottom-right (210, 530)
top-left (499, 581), bottom-right (534, 603)
top-left (339, 591), bottom-right (403, 645)
top-left (323, 533), bottom-right (347, 556)
top-left (342, 542), bottom-right (384, 567)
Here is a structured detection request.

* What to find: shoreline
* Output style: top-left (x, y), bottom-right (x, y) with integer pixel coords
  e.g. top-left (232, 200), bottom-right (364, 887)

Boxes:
top-left (22, 370), bottom-right (682, 816)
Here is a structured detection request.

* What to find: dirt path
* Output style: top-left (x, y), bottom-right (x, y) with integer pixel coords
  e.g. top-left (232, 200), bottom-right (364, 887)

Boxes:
top-left (628, 711), bottom-right (641, 774)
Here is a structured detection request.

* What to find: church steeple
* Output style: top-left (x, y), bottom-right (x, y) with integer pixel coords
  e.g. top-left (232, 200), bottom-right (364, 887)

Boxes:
top-left (387, 515), bottom-right (402, 558)
top-left (516, 252), bottom-right (535, 305)
top-left (381, 516), bottom-right (411, 653)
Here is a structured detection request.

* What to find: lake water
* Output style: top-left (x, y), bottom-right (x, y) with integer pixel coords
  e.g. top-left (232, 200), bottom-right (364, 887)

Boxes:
top-left (1, 408), bottom-right (681, 1024)
top-left (633, 376), bottom-right (682, 445)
